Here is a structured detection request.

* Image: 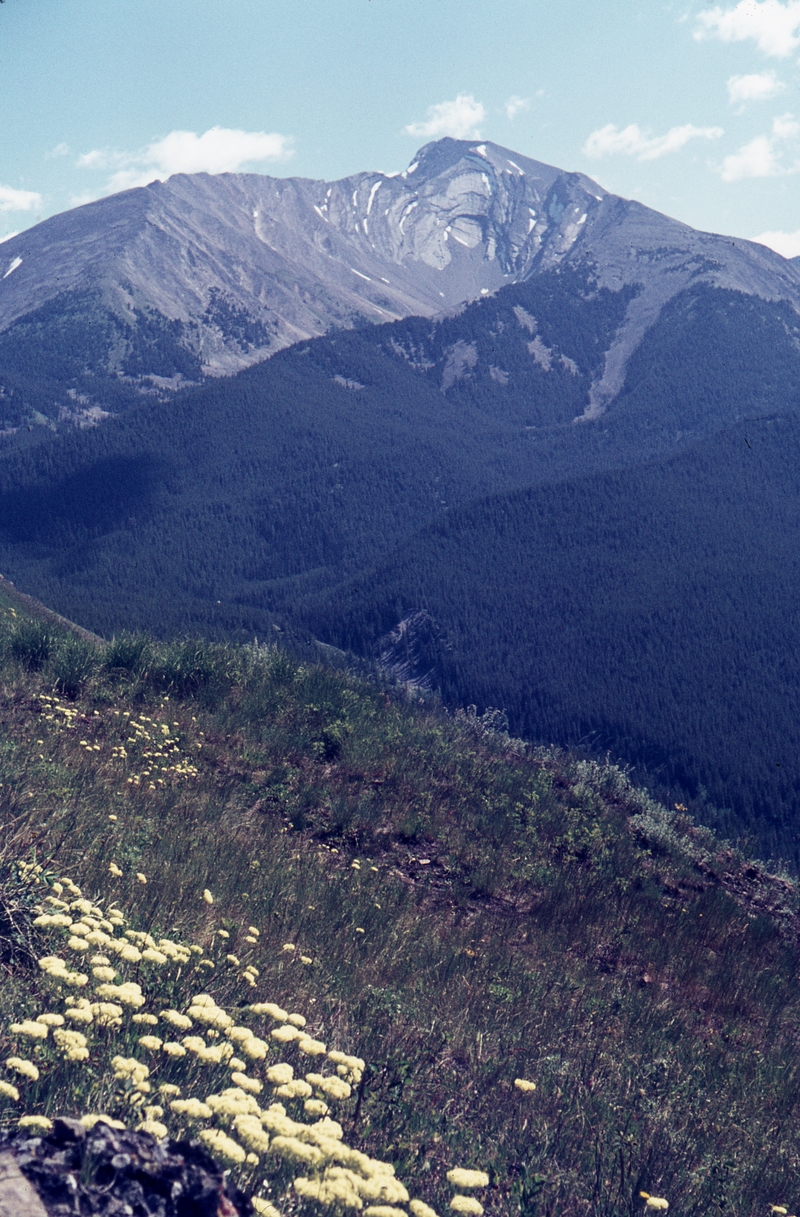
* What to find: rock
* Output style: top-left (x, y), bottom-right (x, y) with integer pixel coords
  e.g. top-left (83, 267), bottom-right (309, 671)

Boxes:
top-left (0, 1124), bottom-right (250, 1216)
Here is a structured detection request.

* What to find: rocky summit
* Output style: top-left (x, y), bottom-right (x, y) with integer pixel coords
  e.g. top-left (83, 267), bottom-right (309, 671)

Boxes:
top-left (2, 137), bottom-right (800, 406)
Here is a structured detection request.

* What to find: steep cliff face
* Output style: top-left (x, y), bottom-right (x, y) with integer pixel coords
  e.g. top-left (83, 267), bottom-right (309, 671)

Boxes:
top-left (2, 137), bottom-right (799, 411)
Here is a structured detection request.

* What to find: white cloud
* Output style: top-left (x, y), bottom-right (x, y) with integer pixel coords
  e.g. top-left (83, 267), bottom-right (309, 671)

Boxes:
top-left (78, 126), bottom-right (293, 195)
top-left (505, 95), bottom-right (531, 120)
top-left (404, 94), bottom-right (485, 140)
top-left (727, 69), bottom-right (786, 104)
top-left (0, 184), bottom-right (42, 213)
top-left (752, 226), bottom-right (800, 255)
top-left (583, 122), bottom-right (724, 161)
top-left (720, 111), bottom-right (800, 179)
top-left (721, 132), bottom-right (780, 177)
top-left (695, 0), bottom-right (800, 57)
top-left (49, 142), bottom-right (70, 158)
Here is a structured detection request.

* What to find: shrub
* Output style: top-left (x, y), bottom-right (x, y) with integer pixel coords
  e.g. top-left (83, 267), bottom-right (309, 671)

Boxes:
top-left (49, 635), bottom-right (98, 699)
top-left (9, 620), bottom-right (53, 671)
top-left (147, 639), bottom-right (228, 697)
top-left (103, 633), bottom-right (152, 676)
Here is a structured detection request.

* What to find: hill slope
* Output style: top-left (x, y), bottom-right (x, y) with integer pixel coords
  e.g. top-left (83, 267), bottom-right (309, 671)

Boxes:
top-left (2, 602), bottom-right (800, 1216)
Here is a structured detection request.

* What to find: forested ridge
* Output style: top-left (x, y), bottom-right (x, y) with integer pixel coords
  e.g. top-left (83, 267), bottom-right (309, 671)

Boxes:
top-left (0, 268), bottom-right (799, 861)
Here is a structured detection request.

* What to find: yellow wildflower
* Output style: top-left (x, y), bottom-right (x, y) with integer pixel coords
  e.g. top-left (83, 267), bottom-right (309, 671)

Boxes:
top-left (514, 1078), bottom-right (536, 1093)
top-left (0, 1080), bottom-right (20, 1101)
top-left (136, 1118), bottom-right (168, 1138)
top-left (18, 1115), bottom-right (53, 1132)
top-left (109, 863), bottom-right (123, 877)
top-left (230, 1072), bottom-right (262, 1094)
top-left (249, 1002), bottom-right (288, 1021)
top-left (298, 1037), bottom-right (327, 1056)
top-left (304, 1098), bottom-right (329, 1117)
top-left (159, 1084), bottom-right (181, 1097)
top-left (271, 1024), bottom-right (301, 1044)
top-left (132, 1013), bottom-right (159, 1026)
top-left (449, 1200), bottom-right (483, 1216)
top-left (240, 1036), bottom-right (269, 1061)
top-left (111, 1056), bottom-right (150, 1083)
top-left (270, 1135), bottom-right (325, 1167)
top-left (267, 1063), bottom-right (294, 1085)
top-left (170, 1097), bottom-right (212, 1120)
top-left (294, 1175), bottom-right (363, 1210)
top-left (162, 1042), bottom-right (187, 1058)
top-left (65, 1001), bottom-right (94, 1026)
top-left (92, 966), bottom-right (118, 982)
top-left (81, 1114), bottom-right (127, 1130)
top-left (300, 955), bottom-right (313, 964)
top-left (136, 873), bottom-right (147, 884)
top-left (306, 1072), bottom-right (351, 1100)
top-left (138, 1036), bottom-right (163, 1051)
top-left (203, 889), bottom-right (214, 904)
top-left (10, 1020), bottom-right (48, 1040)
top-left (5, 1058), bottom-right (39, 1081)
top-left (142, 947), bottom-right (168, 965)
top-left (97, 981), bottom-right (145, 1008)
top-left (275, 1079), bottom-right (313, 1099)
top-left (90, 1002), bottom-right (123, 1028)
top-left (160, 1010), bottom-right (192, 1030)
top-left (33, 913), bottom-right (73, 928)
top-left (282, 943), bottom-right (295, 952)
top-left (199, 1128), bottom-right (246, 1164)
top-left (53, 1029), bottom-right (90, 1061)
top-left (446, 1170), bottom-right (489, 1191)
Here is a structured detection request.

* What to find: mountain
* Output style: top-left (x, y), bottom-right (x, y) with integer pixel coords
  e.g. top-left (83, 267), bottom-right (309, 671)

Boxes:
top-left (1, 137), bottom-right (799, 432)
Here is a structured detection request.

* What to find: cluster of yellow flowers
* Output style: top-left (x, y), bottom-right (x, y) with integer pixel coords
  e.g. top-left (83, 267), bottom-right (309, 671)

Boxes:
top-left (1, 868), bottom-right (504, 1217)
top-left (36, 693), bottom-right (81, 730)
top-left (117, 710), bottom-right (200, 790)
top-left (33, 696), bottom-right (202, 792)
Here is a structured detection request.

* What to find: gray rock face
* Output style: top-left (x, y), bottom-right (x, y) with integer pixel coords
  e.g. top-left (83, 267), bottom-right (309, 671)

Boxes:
top-left (1, 136), bottom-right (800, 404)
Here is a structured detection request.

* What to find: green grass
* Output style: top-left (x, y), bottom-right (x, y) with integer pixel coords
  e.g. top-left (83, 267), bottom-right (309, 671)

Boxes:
top-left (0, 599), bottom-right (800, 1216)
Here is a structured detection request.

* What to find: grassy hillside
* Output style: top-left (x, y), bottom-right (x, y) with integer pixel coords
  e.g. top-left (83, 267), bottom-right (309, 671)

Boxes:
top-left (2, 602), bottom-right (800, 1215)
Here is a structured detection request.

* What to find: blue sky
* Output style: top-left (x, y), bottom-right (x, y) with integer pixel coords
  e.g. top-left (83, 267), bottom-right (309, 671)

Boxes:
top-left (2, 0), bottom-right (800, 253)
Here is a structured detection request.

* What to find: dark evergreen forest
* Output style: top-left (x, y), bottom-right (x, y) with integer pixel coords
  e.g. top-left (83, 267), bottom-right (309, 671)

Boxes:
top-left (1, 268), bottom-right (799, 861)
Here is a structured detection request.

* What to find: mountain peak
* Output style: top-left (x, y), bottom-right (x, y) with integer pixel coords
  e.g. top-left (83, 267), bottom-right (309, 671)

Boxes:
top-left (1, 136), bottom-right (799, 424)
